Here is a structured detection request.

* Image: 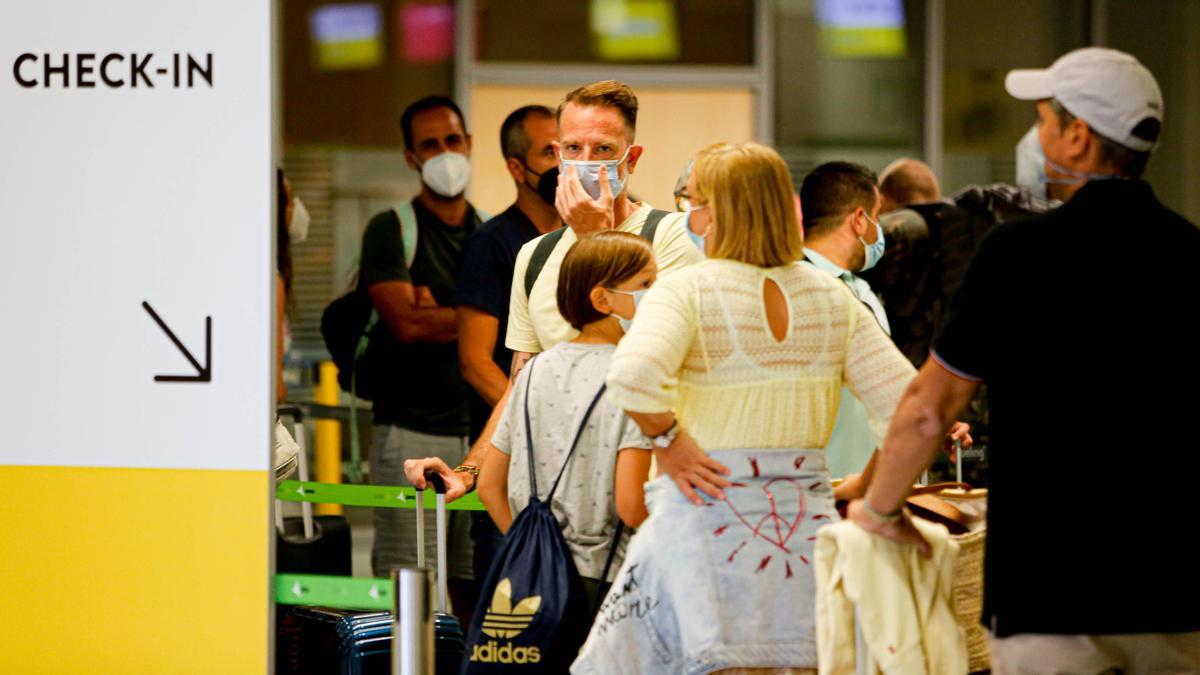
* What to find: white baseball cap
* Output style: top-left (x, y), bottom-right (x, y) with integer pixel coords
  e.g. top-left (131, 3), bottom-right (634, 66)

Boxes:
top-left (1005, 47), bottom-right (1163, 152)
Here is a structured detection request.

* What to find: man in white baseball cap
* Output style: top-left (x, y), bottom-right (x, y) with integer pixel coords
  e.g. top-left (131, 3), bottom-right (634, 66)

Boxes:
top-left (846, 47), bottom-right (1200, 674)
top-left (1006, 46), bottom-right (1162, 201)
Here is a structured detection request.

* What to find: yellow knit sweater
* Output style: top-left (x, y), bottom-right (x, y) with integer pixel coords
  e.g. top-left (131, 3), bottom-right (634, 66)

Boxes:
top-left (607, 259), bottom-right (916, 451)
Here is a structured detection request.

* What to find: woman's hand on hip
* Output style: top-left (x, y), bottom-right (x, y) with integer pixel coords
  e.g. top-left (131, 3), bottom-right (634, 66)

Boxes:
top-left (655, 429), bottom-right (732, 505)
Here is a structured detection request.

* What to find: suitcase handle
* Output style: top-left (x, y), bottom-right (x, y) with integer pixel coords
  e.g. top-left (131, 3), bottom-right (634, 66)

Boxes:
top-left (276, 404), bottom-right (304, 423)
top-left (418, 470), bottom-right (449, 613)
top-left (423, 471), bottom-right (447, 494)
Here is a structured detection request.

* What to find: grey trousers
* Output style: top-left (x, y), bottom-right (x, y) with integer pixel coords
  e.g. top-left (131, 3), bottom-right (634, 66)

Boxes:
top-left (988, 631), bottom-right (1200, 675)
top-left (370, 424), bottom-right (474, 581)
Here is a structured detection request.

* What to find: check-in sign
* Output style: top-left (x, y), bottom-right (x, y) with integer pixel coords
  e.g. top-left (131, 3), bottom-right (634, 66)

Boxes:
top-left (0, 2), bottom-right (272, 671)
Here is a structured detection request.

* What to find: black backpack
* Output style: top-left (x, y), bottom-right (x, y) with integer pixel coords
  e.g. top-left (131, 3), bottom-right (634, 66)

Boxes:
top-left (461, 358), bottom-right (622, 673)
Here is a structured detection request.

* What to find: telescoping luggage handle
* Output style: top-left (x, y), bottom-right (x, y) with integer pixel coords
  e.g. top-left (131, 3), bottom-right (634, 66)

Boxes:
top-left (415, 471), bottom-right (449, 614)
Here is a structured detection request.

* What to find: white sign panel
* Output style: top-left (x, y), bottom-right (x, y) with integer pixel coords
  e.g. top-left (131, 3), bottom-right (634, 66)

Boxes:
top-left (0, 0), bottom-right (271, 471)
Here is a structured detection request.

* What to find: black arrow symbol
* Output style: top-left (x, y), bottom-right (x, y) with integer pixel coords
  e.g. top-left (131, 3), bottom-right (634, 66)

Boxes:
top-left (142, 301), bottom-right (211, 383)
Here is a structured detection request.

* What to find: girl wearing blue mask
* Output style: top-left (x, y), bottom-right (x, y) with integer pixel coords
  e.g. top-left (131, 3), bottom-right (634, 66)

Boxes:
top-left (478, 231), bottom-right (658, 614)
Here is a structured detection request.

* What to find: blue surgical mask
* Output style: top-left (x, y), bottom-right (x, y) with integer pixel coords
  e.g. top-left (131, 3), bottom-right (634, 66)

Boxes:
top-left (859, 215), bottom-right (885, 272)
top-left (1015, 125), bottom-right (1049, 199)
top-left (606, 287), bottom-right (647, 333)
top-left (561, 147), bottom-right (630, 200)
top-left (1017, 123), bottom-right (1120, 199)
top-left (683, 209), bottom-right (707, 255)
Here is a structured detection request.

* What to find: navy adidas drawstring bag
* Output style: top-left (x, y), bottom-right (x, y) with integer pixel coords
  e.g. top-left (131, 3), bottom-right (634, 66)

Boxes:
top-left (461, 358), bottom-right (619, 673)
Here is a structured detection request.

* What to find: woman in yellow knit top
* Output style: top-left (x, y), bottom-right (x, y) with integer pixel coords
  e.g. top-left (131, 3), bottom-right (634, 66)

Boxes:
top-left (571, 143), bottom-right (918, 675)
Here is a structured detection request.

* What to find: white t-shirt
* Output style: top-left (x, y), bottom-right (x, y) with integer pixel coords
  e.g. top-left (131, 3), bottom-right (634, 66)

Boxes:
top-left (492, 342), bottom-right (651, 581)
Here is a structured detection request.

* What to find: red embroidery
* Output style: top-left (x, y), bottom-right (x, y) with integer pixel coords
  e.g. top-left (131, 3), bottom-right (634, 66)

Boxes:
top-left (727, 542), bottom-right (747, 562)
top-left (750, 457), bottom-right (761, 478)
top-left (800, 555), bottom-right (809, 565)
top-left (785, 561), bottom-right (794, 579)
top-left (794, 456), bottom-right (806, 470)
top-left (713, 525), bottom-right (729, 537)
top-left (809, 480), bottom-right (823, 490)
top-left (755, 555), bottom-right (772, 573)
top-left (724, 478), bottom-right (806, 553)
top-left (812, 514), bottom-right (830, 521)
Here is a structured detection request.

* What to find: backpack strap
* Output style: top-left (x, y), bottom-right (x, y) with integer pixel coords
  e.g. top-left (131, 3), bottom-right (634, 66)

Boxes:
top-left (393, 202), bottom-right (419, 270)
top-left (591, 521), bottom-right (625, 615)
top-left (523, 227), bottom-right (566, 299)
top-left (546, 383), bottom-right (608, 500)
top-left (522, 357), bottom-right (541, 500)
top-left (640, 209), bottom-right (671, 243)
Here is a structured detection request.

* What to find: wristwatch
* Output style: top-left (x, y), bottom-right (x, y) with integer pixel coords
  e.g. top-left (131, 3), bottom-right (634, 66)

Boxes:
top-left (651, 420), bottom-right (680, 449)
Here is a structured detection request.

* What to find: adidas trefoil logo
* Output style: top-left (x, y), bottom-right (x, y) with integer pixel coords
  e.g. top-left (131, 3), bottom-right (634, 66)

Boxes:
top-left (471, 578), bottom-right (543, 664)
top-left (482, 578), bottom-right (541, 638)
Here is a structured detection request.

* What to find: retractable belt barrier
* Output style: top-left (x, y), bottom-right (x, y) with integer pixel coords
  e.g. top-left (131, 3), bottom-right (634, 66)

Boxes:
top-left (274, 479), bottom-right (484, 609)
top-left (276, 480), bottom-right (485, 511)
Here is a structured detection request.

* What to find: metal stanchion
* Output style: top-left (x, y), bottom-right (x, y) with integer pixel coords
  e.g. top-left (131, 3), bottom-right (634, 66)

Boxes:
top-left (392, 567), bottom-right (434, 675)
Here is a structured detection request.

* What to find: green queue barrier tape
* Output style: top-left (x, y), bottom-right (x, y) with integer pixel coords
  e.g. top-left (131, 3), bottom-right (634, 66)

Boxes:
top-left (276, 480), bottom-right (486, 511)
top-left (276, 573), bottom-right (393, 611)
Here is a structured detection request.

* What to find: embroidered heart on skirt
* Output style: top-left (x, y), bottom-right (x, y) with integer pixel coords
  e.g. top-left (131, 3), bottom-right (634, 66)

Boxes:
top-left (725, 477), bottom-right (807, 553)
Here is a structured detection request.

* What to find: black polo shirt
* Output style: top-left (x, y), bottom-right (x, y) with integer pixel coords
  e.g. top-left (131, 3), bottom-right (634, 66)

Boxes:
top-left (932, 179), bottom-right (1200, 637)
top-left (454, 204), bottom-right (542, 441)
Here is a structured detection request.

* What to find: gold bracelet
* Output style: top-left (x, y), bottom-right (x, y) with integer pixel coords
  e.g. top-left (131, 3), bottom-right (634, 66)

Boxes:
top-left (453, 465), bottom-right (480, 492)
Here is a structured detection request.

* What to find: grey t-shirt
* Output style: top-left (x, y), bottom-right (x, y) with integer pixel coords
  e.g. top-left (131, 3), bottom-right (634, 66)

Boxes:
top-left (493, 342), bottom-right (651, 581)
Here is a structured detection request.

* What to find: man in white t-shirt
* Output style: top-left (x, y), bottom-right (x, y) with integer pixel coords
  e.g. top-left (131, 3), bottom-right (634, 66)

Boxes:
top-left (404, 79), bottom-right (703, 499)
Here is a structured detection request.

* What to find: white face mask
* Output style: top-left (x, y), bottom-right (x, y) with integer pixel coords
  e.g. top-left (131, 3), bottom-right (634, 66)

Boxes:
top-left (1015, 125), bottom-right (1049, 199)
top-left (560, 147), bottom-right (630, 200)
top-left (288, 197), bottom-right (310, 243)
top-left (418, 151), bottom-right (471, 197)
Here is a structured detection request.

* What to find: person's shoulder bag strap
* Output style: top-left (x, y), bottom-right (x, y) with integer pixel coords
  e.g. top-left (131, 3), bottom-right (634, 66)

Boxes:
top-left (393, 202), bottom-right (419, 270)
top-left (523, 227), bottom-right (567, 299)
top-left (639, 208), bottom-right (671, 243)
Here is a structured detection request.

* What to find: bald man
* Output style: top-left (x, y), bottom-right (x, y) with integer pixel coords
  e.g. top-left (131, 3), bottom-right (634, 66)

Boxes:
top-left (878, 157), bottom-right (941, 213)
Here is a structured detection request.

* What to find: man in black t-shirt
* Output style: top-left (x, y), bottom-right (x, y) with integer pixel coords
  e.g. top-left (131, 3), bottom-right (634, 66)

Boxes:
top-left (455, 105), bottom-right (561, 442)
top-left (452, 105), bottom-right (562, 582)
top-left (850, 48), bottom-right (1200, 671)
top-left (359, 95), bottom-right (482, 609)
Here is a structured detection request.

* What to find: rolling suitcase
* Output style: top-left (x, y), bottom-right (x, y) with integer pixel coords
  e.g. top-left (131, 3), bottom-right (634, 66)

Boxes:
top-left (275, 405), bottom-right (352, 576)
top-left (334, 471), bottom-right (467, 674)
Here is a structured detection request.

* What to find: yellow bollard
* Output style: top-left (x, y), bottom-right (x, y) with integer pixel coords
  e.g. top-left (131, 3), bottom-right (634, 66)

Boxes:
top-left (314, 360), bottom-right (343, 516)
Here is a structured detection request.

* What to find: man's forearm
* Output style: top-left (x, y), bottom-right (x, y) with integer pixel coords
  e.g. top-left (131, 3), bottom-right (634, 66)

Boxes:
top-left (866, 369), bottom-right (971, 514)
top-left (463, 358), bottom-right (509, 407)
top-left (461, 351), bottom-right (531, 472)
top-left (384, 307), bottom-right (457, 343)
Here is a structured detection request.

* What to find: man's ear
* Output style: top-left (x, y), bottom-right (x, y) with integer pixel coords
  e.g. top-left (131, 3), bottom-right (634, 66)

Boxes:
top-left (589, 286), bottom-right (613, 315)
top-left (1063, 118), bottom-right (1091, 162)
top-left (506, 157), bottom-right (526, 184)
top-left (404, 150), bottom-right (420, 172)
top-left (848, 208), bottom-right (867, 238)
top-left (464, 133), bottom-right (473, 155)
top-left (626, 144), bottom-right (645, 174)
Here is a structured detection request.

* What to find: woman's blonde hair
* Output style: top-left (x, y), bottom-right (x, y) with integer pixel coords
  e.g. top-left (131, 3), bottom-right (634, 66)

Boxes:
top-left (692, 142), bottom-right (803, 267)
top-left (557, 231), bottom-right (654, 330)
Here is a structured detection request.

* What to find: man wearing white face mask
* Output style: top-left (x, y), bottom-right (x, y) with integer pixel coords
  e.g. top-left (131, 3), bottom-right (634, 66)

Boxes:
top-left (850, 48), bottom-right (1200, 674)
top-left (359, 95), bottom-right (487, 607)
